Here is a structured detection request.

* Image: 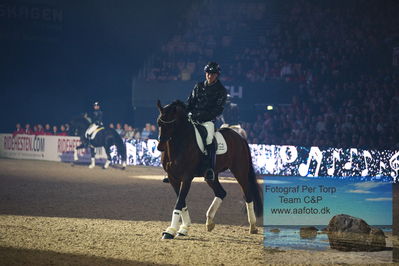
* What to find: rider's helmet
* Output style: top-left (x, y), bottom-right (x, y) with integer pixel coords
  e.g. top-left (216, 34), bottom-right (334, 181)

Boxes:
top-left (204, 62), bottom-right (221, 74)
top-left (93, 101), bottom-right (100, 107)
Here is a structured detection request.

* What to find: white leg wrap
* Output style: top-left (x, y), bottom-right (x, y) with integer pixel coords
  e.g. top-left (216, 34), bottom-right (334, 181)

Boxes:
top-left (73, 149), bottom-right (78, 161)
top-left (165, 209), bottom-right (181, 236)
top-left (181, 207), bottom-right (191, 226)
top-left (206, 197), bottom-right (223, 221)
top-left (104, 160), bottom-right (110, 169)
top-left (178, 207), bottom-right (191, 235)
top-left (122, 161), bottom-right (127, 168)
top-left (89, 158), bottom-right (95, 168)
top-left (246, 201), bottom-right (256, 225)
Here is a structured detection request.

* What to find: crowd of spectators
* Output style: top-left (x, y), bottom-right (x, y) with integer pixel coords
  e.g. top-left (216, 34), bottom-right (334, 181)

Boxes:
top-left (244, 71), bottom-right (399, 149)
top-left (12, 122), bottom-right (159, 141)
top-left (139, 1), bottom-right (267, 82)
top-left (13, 123), bottom-right (70, 136)
top-left (138, 0), bottom-right (399, 150)
top-left (241, 0), bottom-right (399, 150)
top-left (140, 0), bottom-right (398, 84)
top-left (108, 122), bottom-right (158, 140)
top-left (12, 1), bottom-right (399, 150)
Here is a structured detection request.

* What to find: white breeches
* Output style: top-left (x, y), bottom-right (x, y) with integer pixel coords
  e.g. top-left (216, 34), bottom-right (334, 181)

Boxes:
top-left (85, 124), bottom-right (98, 138)
top-left (201, 121), bottom-right (215, 145)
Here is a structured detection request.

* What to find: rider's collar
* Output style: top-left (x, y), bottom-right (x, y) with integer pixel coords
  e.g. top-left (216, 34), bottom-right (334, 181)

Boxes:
top-left (204, 79), bottom-right (218, 87)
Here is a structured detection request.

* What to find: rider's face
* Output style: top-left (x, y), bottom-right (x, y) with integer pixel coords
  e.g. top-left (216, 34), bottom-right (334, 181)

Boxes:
top-left (205, 72), bottom-right (218, 84)
top-left (94, 105), bottom-right (100, 110)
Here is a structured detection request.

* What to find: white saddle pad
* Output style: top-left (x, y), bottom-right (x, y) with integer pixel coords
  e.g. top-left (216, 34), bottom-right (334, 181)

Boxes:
top-left (194, 125), bottom-right (227, 155)
top-left (85, 126), bottom-right (104, 139)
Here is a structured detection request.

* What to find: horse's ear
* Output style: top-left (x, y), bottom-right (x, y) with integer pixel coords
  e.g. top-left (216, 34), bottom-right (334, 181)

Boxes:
top-left (157, 100), bottom-right (163, 113)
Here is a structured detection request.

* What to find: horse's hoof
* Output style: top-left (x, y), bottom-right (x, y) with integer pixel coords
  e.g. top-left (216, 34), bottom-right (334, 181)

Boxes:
top-left (162, 232), bottom-right (174, 240)
top-left (122, 166), bottom-right (126, 170)
top-left (206, 223), bottom-right (215, 232)
top-left (88, 165), bottom-right (95, 169)
top-left (177, 232), bottom-right (187, 237)
top-left (249, 228), bottom-right (258, 234)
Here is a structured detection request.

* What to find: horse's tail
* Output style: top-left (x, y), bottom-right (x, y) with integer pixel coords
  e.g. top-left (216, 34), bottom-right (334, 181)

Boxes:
top-left (245, 140), bottom-right (263, 217)
top-left (113, 131), bottom-right (127, 162)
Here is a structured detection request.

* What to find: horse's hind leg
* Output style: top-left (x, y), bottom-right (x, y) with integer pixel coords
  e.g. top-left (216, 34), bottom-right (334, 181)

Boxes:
top-left (230, 166), bottom-right (258, 234)
top-left (205, 178), bottom-right (227, 232)
top-left (103, 145), bottom-right (112, 169)
top-left (245, 201), bottom-right (258, 234)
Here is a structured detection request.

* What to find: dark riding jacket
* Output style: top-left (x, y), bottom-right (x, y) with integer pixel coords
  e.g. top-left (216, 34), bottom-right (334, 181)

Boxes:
top-left (92, 110), bottom-right (103, 126)
top-left (186, 80), bottom-right (227, 123)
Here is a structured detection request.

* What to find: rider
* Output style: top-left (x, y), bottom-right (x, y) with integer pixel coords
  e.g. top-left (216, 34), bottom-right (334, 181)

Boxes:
top-left (186, 62), bottom-right (227, 180)
top-left (85, 101), bottom-right (104, 140)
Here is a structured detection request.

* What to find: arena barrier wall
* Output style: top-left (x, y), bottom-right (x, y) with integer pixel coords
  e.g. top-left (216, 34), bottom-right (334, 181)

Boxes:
top-left (0, 134), bottom-right (107, 163)
top-left (1, 134), bottom-right (398, 182)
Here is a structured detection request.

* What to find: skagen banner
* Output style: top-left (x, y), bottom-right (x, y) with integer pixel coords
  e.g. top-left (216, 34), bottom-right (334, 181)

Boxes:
top-left (111, 140), bottom-right (399, 182)
top-left (249, 145), bottom-right (399, 182)
top-left (1, 134), bottom-right (398, 182)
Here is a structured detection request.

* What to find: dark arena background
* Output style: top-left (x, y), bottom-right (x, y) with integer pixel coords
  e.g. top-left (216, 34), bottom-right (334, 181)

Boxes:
top-left (1, 0), bottom-right (399, 265)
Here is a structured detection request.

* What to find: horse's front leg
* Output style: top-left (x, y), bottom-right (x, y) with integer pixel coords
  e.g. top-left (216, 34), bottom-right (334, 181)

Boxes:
top-left (163, 177), bottom-right (193, 239)
top-left (74, 143), bottom-right (86, 161)
top-left (88, 147), bottom-right (96, 168)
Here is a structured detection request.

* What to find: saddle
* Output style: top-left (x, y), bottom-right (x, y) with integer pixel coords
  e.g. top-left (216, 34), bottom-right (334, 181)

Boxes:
top-left (193, 124), bottom-right (227, 155)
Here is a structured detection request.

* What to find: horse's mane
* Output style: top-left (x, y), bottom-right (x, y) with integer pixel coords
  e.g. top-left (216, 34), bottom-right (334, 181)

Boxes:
top-left (169, 100), bottom-right (187, 111)
top-left (70, 114), bottom-right (90, 129)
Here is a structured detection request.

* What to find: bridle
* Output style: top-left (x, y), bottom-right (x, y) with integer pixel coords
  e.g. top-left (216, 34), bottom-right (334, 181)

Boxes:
top-left (158, 117), bottom-right (177, 125)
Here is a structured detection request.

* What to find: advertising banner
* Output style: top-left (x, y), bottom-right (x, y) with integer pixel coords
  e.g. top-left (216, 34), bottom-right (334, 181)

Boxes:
top-left (0, 134), bottom-right (106, 163)
top-left (1, 134), bottom-right (398, 183)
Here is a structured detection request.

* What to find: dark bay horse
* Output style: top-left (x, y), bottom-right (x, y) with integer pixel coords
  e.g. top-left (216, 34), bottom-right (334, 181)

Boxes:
top-left (156, 100), bottom-right (263, 239)
top-left (70, 115), bottom-right (127, 169)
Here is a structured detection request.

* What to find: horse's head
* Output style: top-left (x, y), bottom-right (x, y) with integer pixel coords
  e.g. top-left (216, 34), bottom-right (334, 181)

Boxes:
top-left (156, 100), bottom-right (188, 151)
top-left (69, 114), bottom-right (91, 136)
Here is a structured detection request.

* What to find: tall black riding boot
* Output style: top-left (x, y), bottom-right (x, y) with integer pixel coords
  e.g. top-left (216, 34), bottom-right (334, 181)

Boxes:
top-left (204, 142), bottom-right (216, 181)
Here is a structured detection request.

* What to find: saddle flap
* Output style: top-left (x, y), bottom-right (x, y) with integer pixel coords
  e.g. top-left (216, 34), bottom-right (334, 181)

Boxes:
top-left (193, 124), bottom-right (227, 155)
